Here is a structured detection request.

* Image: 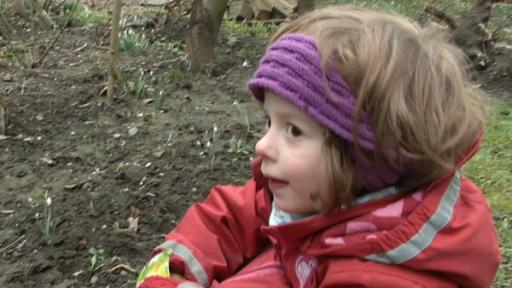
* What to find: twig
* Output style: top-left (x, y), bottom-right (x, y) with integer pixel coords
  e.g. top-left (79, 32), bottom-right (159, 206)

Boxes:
top-left (106, 0), bottom-right (123, 105)
top-left (108, 263), bottom-right (137, 274)
top-left (73, 43), bottom-right (88, 53)
top-left (240, 19), bottom-right (286, 25)
top-left (21, 78), bottom-right (26, 95)
top-left (153, 56), bottom-right (185, 67)
top-left (31, 0), bottom-right (81, 68)
top-left (0, 235), bottom-right (26, 253)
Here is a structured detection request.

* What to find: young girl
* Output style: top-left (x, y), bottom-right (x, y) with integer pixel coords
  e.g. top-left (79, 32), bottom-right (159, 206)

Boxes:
top-left (137, 5), bottom-right (500, 288)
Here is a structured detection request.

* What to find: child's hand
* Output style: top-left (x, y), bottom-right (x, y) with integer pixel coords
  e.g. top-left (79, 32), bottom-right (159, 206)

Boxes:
top-left (136, 249), bottom-right (202, 287)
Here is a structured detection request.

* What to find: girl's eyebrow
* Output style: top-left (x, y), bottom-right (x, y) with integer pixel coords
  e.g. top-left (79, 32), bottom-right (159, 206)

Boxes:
top-left (264, 109), bottom-right (295, 121)
top-left (276, 107), bottom-right (310, 122)
top-left (261, 100), bottom-right (311, 123)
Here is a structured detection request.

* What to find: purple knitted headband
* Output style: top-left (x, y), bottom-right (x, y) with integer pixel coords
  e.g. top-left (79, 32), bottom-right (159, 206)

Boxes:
top-left (248, 33), bottom-right (401, 191)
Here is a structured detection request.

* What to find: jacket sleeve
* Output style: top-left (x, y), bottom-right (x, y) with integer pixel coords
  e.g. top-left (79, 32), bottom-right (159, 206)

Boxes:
top-left (151, 178), bottom-right (271, 287)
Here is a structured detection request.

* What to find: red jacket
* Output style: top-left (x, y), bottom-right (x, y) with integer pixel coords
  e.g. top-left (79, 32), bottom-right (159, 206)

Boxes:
top-left (151, 141), bottom-right (500, 287)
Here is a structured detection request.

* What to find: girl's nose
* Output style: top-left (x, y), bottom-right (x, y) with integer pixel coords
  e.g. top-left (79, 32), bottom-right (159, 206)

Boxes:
top-left (255, 130), bottom-right (276, 160)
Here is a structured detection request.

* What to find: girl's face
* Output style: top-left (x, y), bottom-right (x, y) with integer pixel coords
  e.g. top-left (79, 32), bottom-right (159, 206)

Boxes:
top-left (255, 91), bottom-right (329, 214)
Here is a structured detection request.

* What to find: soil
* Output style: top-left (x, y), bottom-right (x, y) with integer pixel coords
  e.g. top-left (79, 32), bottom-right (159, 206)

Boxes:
top-left (0, 3), bottom-right (511, 288)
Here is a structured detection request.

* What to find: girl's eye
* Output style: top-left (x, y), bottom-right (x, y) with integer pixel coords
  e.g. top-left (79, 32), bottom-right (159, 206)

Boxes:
top-left (265, 117), bottom-right (271, 128)
top-left (287, 124), bottom-right (303, 137)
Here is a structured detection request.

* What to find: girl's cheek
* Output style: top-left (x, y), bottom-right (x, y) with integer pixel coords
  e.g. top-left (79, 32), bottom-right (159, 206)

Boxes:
top-left (309, 192), bottom-right (325, 213)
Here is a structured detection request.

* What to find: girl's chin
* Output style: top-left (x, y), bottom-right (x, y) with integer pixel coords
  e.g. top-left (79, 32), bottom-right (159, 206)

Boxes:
top-left (274, 200), bottom-right (315, 215)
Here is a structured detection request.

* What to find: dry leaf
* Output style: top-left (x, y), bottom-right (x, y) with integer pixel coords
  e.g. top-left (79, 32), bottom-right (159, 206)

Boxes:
top-left (40, 157), bottom-right (55, 166)
top-left (64, 183), bottom-right (80, 190)
top-left (126, 217), bottom-right (139, 233)
top-left (142, 98), bottom-right (154, 104)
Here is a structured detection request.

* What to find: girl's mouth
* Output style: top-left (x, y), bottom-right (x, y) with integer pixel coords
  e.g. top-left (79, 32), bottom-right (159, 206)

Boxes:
top-left (267, 177), bottom-right (289, 189)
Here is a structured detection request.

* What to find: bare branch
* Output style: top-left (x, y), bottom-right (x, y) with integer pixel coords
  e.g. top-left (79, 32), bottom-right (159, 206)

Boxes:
top-left (31, 0), bottom-right (80, 68)
top-left (106, 0), bottom-right (123, 105)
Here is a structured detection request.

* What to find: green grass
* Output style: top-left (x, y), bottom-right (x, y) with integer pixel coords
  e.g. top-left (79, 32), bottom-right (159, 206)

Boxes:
top-left (318, 0), bottom-right (426, 17)
top-left (465, 103), bottom-right (512, 213)
top-left (61, 3), bottom-right (109, 27)
top-left (491, 3), bottom-right (512, 41)
top-left (0, 41), bottom-right (28, 67)
top-left (317, 0), bottom-right (482, 21)
top-left (1, 41), bottom-right (26, 59)
top-left (153, 40), bottom-right (186, 57)
top-left (320, 0), bottom-right (511, 39)
top-left (493, 216), bottom-right (512, 288)
top-left (119, 30), bottom-right (150, 53)
top-left (223, 19), bottom-right (276, 39)
top-left (464, 102), bottom-right (512, 287)
top-left (130, 69), bottom-right (146, 99)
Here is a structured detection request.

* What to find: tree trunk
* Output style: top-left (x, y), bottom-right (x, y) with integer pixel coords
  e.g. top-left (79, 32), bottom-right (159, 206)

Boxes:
top-left (297, 0), bottom-right (314, 15)
top-left (239, 0), bottom-right (253, 20)
top-left (106, 0), bottom-right (122, 105)
top-left (186, 0), bottom-right (229, 64)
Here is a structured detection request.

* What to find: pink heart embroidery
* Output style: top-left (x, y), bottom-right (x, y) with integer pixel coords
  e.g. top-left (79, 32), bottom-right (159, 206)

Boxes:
top-left (295, 255), bottom-right (318, 288)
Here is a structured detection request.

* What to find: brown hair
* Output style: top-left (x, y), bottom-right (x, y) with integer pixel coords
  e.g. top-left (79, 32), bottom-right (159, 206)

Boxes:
top-left (273, 5), bottom-right (487, 210)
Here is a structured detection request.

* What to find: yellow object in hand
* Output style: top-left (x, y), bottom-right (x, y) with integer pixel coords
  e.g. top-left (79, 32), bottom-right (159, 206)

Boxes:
top-left (136, 249), bottom-right (173, 287)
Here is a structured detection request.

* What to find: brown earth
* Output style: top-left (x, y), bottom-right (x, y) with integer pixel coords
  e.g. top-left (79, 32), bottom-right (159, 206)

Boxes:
top-left (0, 3), bottom-right (511, 288)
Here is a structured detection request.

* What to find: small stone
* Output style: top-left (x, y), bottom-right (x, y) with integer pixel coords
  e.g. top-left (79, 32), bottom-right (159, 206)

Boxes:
top-left (90, 275), bottom-right (98, 284)
top-left (2, 74), bottom-right (13, 82)
top-left (16, 170), bottom-right (27, 178)
top-left (182, 82), bottom-right (193, 90)
top-left (147, 178), bottom-right (162, 187)
top-left (153, 150), bottom-right (164, 158)
top-left (128, 127), bottom-right (138, 136)
top-left (82, 181), bottom-right (93, 191)
top-left (115, 171), bottom-right (130, 182)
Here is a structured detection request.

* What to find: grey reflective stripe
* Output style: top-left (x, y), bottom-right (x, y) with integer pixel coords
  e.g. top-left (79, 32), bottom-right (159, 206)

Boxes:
top-left (365, 172), bottom-right (461, 264)
top-left (352, 186), bottom-right (400, 206)
top-left (158, 240), bottom-right (209, 287)
top-left (177, 282), bottom-right (203, 288)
